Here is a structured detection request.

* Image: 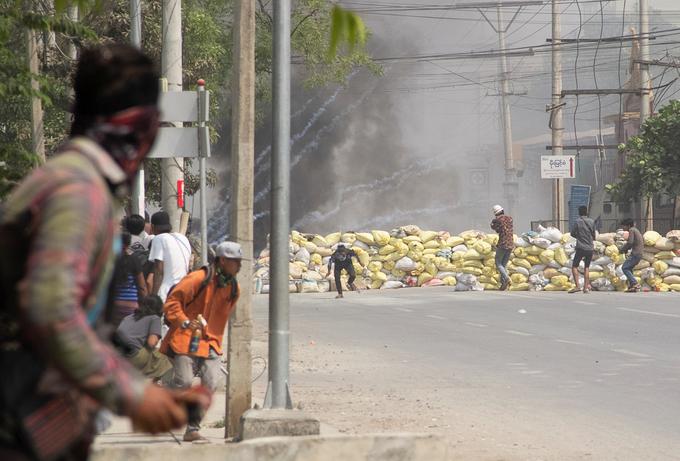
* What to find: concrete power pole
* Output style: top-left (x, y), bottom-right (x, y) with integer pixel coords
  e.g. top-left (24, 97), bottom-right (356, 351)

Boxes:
top-left (496, 5), bottom-right (517, 214)
top-left (639, 0), bottom-right (653, 230)
top-left (551, 0), bottom-right (565, 228)
top-left (161, 0), bottom-right (184, 231)
top-left (226, 0), bottom-right (255, 438)
top-left (130, 0), bottom-right (145, 217)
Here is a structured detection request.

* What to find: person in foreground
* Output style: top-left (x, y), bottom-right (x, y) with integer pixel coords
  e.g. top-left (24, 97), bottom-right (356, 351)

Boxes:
top-left (0, 44), bottom-right (207, 461)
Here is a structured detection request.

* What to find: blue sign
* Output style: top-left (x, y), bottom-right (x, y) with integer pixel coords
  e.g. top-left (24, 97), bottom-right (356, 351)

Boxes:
top-left (569, 185), bottom-right (591, 230)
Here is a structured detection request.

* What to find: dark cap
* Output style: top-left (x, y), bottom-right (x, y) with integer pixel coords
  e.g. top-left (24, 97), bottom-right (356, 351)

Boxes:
top-left (151, 211), bottom-right (171, 232)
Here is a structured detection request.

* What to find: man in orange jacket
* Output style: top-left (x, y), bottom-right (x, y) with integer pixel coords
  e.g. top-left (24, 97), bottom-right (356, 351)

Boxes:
top-left (161, 241), bottom-right (243, 441)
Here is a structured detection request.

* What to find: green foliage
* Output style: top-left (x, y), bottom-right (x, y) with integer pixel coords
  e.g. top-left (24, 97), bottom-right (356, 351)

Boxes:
top-left (607, 100), bottom-right (680, 203)
top-left (0, 0), bottom-right (377, 203)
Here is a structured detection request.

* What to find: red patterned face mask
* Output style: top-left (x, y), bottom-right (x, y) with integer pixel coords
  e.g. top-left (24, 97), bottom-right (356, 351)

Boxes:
top-left (88, 105), bottom-right (160, 179)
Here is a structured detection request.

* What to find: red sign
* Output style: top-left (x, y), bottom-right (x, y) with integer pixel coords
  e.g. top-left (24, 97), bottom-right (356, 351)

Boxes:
top-left (177, 179), bottom-right (184, 208)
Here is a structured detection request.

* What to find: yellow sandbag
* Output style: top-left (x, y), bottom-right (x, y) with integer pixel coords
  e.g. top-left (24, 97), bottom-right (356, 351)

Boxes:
top-left (462, 267), bottom-right (483, 276)
top-left (554, 247), bottom-right (569, 266)
top-left (539, 249), bottom-right (555, 265)
top-left (408, 241), bottom-right (424, 252)
top-left (510, 273), bottom-right (527, 284)
top-left (424, 240), bottom-right (441, 250)
top-left (443, 276), bottom-right (457, 286)
top-left (438, 262), bottom-right (457, 272)
top-left (389, 237), bottom-right (402, 247)
top-left (371, 230), bottom-right (390, 246)
top-left (368, 261), bottom-right (383, 273)
top-left (421, 253), bottom-right (436, 264)
top-left (526, 245), bottom-right (543, 256)
top-left (353, 261), bottom-right (363, 274)
top-left (379, 244), bottom-right (396, 256)
top-left (371, 280), bottom-right (383, 290)
top-left (293, 261), bottom-right (308, 270)
top-left (484, 234), bottom-right (499, 246)
top-left (654, 260), bottom-right (668, 274)
top-left (459, 230), bottom-right (481, 240)
top-left (473, 240), bottom-right (492, 256)
top-left (403, 235), bottom-right (422, 244)
top-left (526, 255), bottom-right (541, 266)
top-left (658, 283), bottom-right (670, 292)
top-left (419, 230), bottom-right (438, 243)
top-left (655, 237), bottom-right (674, 251)
top-left (512, 258), bottom-right (531, 270)
top-left (634, 260), bottom-right (650, 270)
top-left (303, 241), bottom-right (318, 254)
top-left (560, 233), bottom-right (572, 244)
top-left (483, 283), bottom-right (499, 290)
top-left (356, 232), bottom-right (375, 245)
top-left (407, 250), bottom-right (423, 262)
top-left (483, 258), bottom-right (496, 268)
top-left (425, 262), bottom-right (438, 276)
top-left (644, 230), bottom-right (662, 246)
top-left (423, 248), bottom-right (439, 256)
top-left (414, 262), bottom-right (425, 274)
top-left (647, 276), bottom-right (662, 288)
top-left (605, 245), bottom-right (620, 258)
top-left (446, 236), bottom-right (465, 247)
top-left (544, 283), bottom-right (564, 291)
top-left (513, 247), bottom-right (527, 258)
top-left (387, 251), bottom-right (404, 262)
top-left (370, 271), bottom-right (387, 282)
top-left (418, 272), bottom-right (434, 286)
top-left (464, 249), bottom-right (483, 260)
top-left (464, 260), bottom-right (484, 270)
top-left (391, 269), bottom-right (406, 278)
top-left (670, 284), bottom-right (680, 292)
top-left (479, 275), bottom-right (496, 284)
top-left (551, 275), bottom-right (569, 287)
top-left (341, 233), bottom-right (356, 244)
top-left (312, 235), bottom-right (329, 248)
top-left (510, 282), bottom-right (530, 291)
top-left (289, 262), bottom-right (304, 279)
top-left (325, 232), bottom-right (341, 246)
top-left (317, 247), bottom-right (332, 257)
top-left (383, 260), bottom-right (395, 271)
top-left (588, 271), bottom-right (603, 279)
top-left (664, 275), bottom-right (680, 285)
top-left (451, 252), bottom-right (464, 262)
top-left (544, 268), bottom-right (560, 279)
top-left (291, 230), bottom-right (304, 245)
top-left (310, 253), bottom-right (322, 266)
top-left (655, 251), bottom-right (675, 260)
top-left (355, 249), bottom-right (370, 267)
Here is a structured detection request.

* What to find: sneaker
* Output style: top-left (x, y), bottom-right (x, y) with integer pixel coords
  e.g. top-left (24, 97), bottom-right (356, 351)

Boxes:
top-left (349, 283), bottom-right (358, 292)
top-left (583, 288), bottom-right (590, 294)
top-left (625, 284), bottom-right (641, 293)
top-left (335, 293), bottom-right (344, 299)
top-left (500, 280), bottom-right (509, 291)
top-left (568, 287), bottom-right (580, 294)
top-left (183, 431), bottom-right (209, 443)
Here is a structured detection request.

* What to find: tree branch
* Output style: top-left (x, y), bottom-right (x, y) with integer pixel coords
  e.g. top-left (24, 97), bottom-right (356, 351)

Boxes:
top-left (291, 9), bottom-right (319, 38)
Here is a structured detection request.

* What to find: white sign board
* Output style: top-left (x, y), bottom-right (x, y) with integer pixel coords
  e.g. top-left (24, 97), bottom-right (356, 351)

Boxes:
top-left (541, 155), bottom-right (575, 179)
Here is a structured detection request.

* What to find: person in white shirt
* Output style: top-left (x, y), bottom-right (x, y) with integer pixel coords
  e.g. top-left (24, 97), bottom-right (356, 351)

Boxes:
top-left (149, 211), bottom-right (192, 302)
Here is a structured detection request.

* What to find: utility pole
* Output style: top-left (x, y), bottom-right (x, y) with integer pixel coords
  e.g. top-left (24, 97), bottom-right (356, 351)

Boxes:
top-left (496, 5), bottom-right (517, 215)
top-left (27, 27), bottom-right (45, 163)
top-left (639, 0), bottom-right (653, 231)
top-left (161, 0), bottom-right (184, 231)
top-left (264, 0), bottom-right (293, 410)
top-left (551, 0), bottom-right (564, 229)
top-left (130, 0), bottom-right (145, 217)
top-left (67, 5), bottom-right (78, 61)
top-left (226, 0), bottom-right (255, 438)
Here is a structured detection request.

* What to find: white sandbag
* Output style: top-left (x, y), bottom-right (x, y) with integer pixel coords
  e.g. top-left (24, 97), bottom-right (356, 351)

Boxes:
top-left (593, 256), bottom-right (612, 266)
top-left (668, 257), bottom-right (680, 268)
top-left (558, 267), bottom-right (572, 277)
top-left (530, 264), bottom-right (547, 275)
top-left (596, 233), bottom-right (616, 246)
top-left (512, 266), bottom-right (530, 277)
top-left (294, 247), bottom-right (311, 264)
top-left (591, 278), bottom-right (610, 289)
top-left (455, 283), bottom-right (472, 292)
top-left (395, 256), bottom-right (418, 272)
top-left (513, 236), bottom-right (530, 248)
top-left (532, 238), bottom-right (552, 249)
top-left (352, 240), bottom-right (370, 251)
top-left (382, 280), bottom-right (405, 289)
top-left (663, 267), bottom-right (680, 277)
top-left (539, 227), bottom-right (563, 243)
top-left (548, 242), bottom-right (562, 251)
top-left (452, 244), bottom-right (468, 253)
top-left (300, 280), bottom-right (319, 293)
top-left (458, 273), bottom-right (478, 286)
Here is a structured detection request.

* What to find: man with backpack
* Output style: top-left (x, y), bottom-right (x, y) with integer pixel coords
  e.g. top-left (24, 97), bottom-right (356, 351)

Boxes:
top-left (0, 44), bottom-right (207, 460)
top-left (161, 241), bottom-right (243, 442)
top-left (149, 211), bottom-right (192, 302)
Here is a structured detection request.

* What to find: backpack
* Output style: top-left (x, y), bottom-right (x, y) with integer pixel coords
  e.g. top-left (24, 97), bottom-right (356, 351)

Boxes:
top-left (129, 240), bottom-right (149, 267)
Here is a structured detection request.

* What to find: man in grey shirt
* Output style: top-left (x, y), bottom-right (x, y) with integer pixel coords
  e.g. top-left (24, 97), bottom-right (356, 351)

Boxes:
top-left (569, 206), bottom-right (597, 293)
top-left (620, 218), bottom-right (644, 292)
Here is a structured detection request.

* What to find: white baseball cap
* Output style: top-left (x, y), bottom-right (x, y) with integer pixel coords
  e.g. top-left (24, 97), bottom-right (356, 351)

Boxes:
top-left (215, 241), bottom-right (245, 260)
top-left (492, 204), bottom-right (504, 215)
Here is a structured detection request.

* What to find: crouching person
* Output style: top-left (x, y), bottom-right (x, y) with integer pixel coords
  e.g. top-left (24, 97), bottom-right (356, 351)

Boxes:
top-left (115, 295), bottom-right (173, 382)
top-left (160, 242), bottom-right (243, 442)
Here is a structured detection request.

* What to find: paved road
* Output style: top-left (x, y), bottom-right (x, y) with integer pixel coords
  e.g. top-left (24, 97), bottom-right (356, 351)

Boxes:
top-left (253, 288), bottom-right (680, 459)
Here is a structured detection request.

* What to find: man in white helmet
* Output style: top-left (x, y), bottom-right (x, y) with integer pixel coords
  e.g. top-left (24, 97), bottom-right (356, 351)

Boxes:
top-left (161, 241), bottom-right (243, 441)
top-left (490, 205), bottom-right (514, 291)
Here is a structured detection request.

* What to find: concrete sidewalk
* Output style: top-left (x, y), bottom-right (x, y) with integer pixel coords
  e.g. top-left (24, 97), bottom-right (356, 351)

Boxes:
top-left (93, 392), bottom-right (449, 460)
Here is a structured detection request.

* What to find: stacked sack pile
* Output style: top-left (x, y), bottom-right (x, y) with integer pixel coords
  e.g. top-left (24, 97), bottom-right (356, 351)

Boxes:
top-left (252, 225), bottom-right (680, 294)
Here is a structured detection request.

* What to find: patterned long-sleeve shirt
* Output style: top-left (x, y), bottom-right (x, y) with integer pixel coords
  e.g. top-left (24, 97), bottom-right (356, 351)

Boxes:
top-left (0, 137), bottom-right (145, 416)
top-left (491, 215), bottom-right (515, 250)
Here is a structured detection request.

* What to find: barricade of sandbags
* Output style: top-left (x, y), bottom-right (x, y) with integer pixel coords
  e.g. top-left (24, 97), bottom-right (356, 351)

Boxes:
top-left (250, 225), bottom-right (680, 294)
